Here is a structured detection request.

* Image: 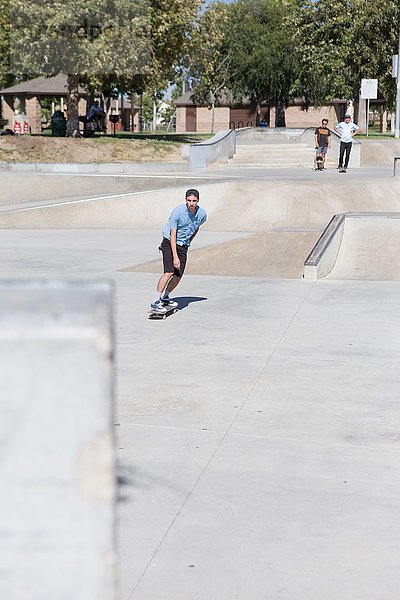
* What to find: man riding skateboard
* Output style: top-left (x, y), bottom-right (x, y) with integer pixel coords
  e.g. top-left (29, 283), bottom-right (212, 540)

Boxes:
top-left (314, 118), bottom-right (331, 170)
top-left (150, 189), bottom-right (207, 314)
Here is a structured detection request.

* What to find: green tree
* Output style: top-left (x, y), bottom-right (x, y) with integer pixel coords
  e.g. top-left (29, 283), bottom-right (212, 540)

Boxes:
top-left (10, 0), bottom-right (150, 135)
top-left (94, 0), bottom-right (203, 131)
top-left (293, 0), bottom-right (399, 111)
top-left (351, 0), bottom-right (399, 110)
top-left (151, 0), bottom-right (203, 80)
top-left (146, 0), bottom-right (203, 130)
top-left (226, 0), bottom-right (299, 126)
top-left (189, 2), bottom-right (232, 132)
top-left (0, 0), bottom-right (14, 89)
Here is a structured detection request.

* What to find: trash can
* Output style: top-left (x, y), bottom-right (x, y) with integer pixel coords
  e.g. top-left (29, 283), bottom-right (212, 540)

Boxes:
top-left (51, 109), bottom-right (67, 136)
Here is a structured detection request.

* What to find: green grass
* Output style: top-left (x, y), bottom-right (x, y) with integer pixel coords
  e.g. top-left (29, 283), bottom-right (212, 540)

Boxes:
top-left (358, 132), bottom-right (396, 140)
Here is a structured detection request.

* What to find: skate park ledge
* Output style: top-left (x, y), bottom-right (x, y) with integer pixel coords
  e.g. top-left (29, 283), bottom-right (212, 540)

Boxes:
top-left (304, 212), bottom-right (400, 280)
top-left (181, 127), bottom-right (361, 169)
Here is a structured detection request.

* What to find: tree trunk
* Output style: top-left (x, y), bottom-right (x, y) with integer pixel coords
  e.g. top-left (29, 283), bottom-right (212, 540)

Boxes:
top-left (211, 102), bottom-right (215, 134)
top-left (131, 92), bottom-right (135, 132)
top-left (354, 97), bottom-right (366, 133)
top-left (275, 103), bottom-right (286, 127)
top-left (264, 106), bottom-right (270, 127)
top-left (120, 94), bottom-right (125, 131)
top-left (66, 74), bottom-right (80, 137)
top-left (152, 92), bottom-right (157, 132)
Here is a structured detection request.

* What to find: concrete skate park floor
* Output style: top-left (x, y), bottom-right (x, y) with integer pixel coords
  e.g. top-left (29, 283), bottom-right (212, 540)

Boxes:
top-left (2, 166), bottom-right (400, 599)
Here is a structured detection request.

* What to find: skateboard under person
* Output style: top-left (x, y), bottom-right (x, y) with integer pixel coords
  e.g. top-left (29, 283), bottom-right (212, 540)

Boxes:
top-left (334, 114), bottom-right (360, 173)
top-left (150, 189), bottom-right (207, 314)
top-left (314, 119), bottom-right (331, 170)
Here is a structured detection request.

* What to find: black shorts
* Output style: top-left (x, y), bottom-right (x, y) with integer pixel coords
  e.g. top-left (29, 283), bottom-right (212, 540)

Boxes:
top-left (159, 237), bottom-right (188, 278)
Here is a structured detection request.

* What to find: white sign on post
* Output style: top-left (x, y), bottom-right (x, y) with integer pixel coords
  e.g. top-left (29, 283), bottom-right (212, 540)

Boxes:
top-left (360, 78), bottom-right (378, 99)
top-left (360, 79), bottom-right (378, 137)
top-left (393, 55), bottom-right (399, 78)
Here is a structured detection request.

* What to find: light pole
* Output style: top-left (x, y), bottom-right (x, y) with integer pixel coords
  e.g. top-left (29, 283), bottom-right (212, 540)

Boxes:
top-left (395, 25), bottom-right (400, 138)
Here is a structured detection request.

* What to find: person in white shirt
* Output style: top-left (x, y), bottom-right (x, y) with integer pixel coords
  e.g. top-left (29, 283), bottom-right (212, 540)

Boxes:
top-left (334, 114), bottom-right (360, 173)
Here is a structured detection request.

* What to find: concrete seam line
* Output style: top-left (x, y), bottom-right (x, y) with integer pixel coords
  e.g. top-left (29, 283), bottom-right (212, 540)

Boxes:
top-left (221, 282), bottom-right (317, 436)
top-left (0, 185), bottom-right (207, 213)
top-left (12, 172), bottom-right (212, 179)
top-left (126, 280), bottom-right (317, 599)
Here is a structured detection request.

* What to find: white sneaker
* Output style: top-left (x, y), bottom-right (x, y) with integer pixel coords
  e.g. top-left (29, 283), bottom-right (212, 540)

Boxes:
top-left (161, 297), bottom-right (178, 308)
top-left (150, 300), bottom-right (167, 313)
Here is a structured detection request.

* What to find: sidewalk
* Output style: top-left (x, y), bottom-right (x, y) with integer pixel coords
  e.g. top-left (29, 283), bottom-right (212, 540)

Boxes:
top-left (116, 274), bottom-right (400, 600)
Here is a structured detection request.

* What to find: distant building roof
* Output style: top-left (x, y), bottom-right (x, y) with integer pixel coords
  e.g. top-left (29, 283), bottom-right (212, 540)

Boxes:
top-left (0, 74), bottom-right (86, 96)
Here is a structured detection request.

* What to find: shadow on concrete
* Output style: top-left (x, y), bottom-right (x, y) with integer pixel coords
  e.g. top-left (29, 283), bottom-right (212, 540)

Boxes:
top-left (175, 296), bottom-right (207, 310)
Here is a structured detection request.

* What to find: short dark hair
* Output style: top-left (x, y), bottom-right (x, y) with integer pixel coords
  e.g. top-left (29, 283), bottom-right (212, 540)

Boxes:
top-left (322, 119), bottom-right (328, 123)
top-left (185, 188), bottom-right (199, 199)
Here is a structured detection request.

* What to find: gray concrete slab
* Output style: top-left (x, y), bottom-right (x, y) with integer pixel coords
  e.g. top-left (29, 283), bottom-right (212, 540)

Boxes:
top-left (328, 215), bottom-right (400, 280)
top-left (0, 229), bottom-right (246, 276)
top-left (117, 424), bottom-right (224, 595)
top-left (127, 434), bottom-right (400, 600)
top-left (113, 275), bottom-right (400, 600)
top-left (2, 162), bottom-right (400, 599)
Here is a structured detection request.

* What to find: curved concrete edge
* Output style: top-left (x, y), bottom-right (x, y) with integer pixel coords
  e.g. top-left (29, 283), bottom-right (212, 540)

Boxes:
top-left (187, 129), bottom-right (236, 170)
top-left (236, 127), bottom-right (307, 143)
top-left (0, 161), bottom-right (189, 174)
top-left (304, 212), bottom-right (400, 280)
top-left (304, 214), bottom-right (346, 280)
top-left (3, 179), bottom-right (400, 232)
top-left (0, 182), bottom-right (229, 229)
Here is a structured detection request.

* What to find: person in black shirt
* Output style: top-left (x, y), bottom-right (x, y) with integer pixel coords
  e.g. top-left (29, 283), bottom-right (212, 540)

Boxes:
top-left (314, 119), bottom-right (331, 169)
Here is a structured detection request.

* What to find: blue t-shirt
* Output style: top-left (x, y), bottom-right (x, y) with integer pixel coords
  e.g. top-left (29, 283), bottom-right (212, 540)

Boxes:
top-left (162, 203), bottom-right (207, 246)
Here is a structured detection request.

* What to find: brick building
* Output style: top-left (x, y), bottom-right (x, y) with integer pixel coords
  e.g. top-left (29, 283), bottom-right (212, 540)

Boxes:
top-left (0, 74), bottom-right (140, 134)
top-left (175, 92), bottom-right (387, 133)
top-left (0, 74), bottom-right (88, 134)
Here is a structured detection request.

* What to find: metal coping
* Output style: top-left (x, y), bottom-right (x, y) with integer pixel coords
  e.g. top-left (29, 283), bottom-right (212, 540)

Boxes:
top-left (304, 212), bottom-right (400, 267)
top-left (304, 214), bottom-right (345, 266)
top-left (191, 129), bottom-right (235, 148)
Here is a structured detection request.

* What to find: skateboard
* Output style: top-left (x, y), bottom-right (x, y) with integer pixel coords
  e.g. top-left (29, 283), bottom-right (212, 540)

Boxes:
top-left (315, 155), bottom-right (324, 170)
top-left (148, 307), bottom-right (178, 320)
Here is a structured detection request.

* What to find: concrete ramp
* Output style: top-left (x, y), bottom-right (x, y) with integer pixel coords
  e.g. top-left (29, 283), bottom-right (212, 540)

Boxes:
top-left (305, 213), bottom-right (400, 281)
top-left (1, 179), bottom-right (400, 231)
top-left (227, 143), bottom-right (318, 169)
top-left (2, 177), bottom-right (400, 280)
